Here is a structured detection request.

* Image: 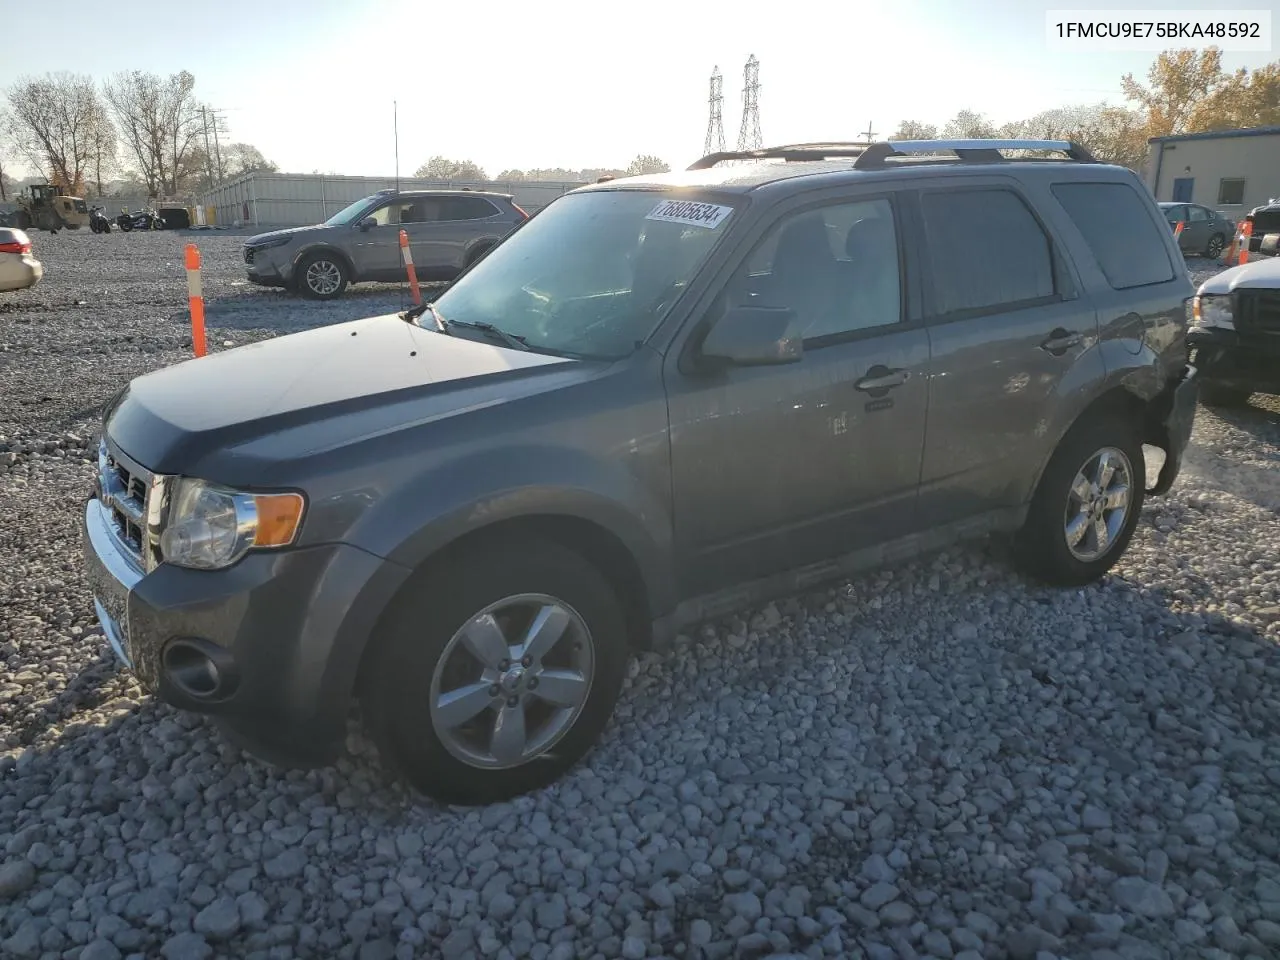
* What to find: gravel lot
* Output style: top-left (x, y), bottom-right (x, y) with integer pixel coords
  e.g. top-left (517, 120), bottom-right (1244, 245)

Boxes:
top-left (1, 231), bottom-right (1279, 960)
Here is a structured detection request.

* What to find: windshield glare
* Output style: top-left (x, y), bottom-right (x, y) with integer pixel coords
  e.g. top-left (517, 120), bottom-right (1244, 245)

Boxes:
top-left (429, 190), bottom-right (737, 359)
top-left (324, 196), bottom-right (377, 226)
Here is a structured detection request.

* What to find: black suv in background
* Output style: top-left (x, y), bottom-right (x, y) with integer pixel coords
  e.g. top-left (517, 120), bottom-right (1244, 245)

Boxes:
top-left (85, 139), bottom-right (1198, 805)
top-left (242, 189), bottom-right (529, 299)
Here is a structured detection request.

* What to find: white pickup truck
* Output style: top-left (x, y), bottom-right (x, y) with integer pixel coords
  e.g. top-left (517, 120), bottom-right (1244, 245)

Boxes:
top-left (1188, 256), bottom-right (1280, 405)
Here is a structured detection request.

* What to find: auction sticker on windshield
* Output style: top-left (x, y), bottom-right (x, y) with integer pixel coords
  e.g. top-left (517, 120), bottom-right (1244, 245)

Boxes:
top-left (646, 200), bottom-right (733, 229)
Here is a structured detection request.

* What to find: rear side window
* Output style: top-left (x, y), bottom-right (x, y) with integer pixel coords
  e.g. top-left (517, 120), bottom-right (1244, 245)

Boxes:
top-left (920, 188), bottom-right (1056, 316)
top-left (1052, 182), bottom-right (1175, 290)
top-left (437, 196), bottom-right (500, 221)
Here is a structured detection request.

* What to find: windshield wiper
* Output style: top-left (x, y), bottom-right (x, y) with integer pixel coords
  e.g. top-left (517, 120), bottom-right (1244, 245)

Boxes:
top-left (449, 320), bottom-right (530, 351)
top-left (400, 302), bottom-right (530, 351)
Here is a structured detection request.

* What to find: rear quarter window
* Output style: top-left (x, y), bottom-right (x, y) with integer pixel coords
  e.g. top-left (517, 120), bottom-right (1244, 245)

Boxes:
top-left (1051, 181), bottom-right (1176, 290)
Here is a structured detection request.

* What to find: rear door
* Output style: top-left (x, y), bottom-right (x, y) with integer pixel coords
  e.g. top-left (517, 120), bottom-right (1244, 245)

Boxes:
top-left (1186, 204), bottom-right (1211, 251)
top-left (912, 176), bottom-right (1102, 527)
top-left (403, 195), bottom-right (508, 278)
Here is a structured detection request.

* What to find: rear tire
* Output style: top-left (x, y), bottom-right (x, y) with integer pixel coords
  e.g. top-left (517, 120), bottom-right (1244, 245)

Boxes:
top-left (1200, 383), bottom-right (1251, 407)
top-left (1015, 412), bottom-right (1145, 587)
top-left (296, 251), bottom-right (348, 299)
top-left (1205, 233), bottom-right (1225, 258)
top-left (362, 538), bottom-right (629, 806)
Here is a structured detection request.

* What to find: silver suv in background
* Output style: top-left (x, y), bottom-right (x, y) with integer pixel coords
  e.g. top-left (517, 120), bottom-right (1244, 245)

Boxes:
top-left (242, 189), bottom-right (529, 299)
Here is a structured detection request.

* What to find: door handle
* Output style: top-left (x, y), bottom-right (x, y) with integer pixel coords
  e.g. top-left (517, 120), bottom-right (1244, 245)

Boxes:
top-left (1040, 328), bottom-right (1082, 356)
top-left (855, 367), bottom-right (909, 393)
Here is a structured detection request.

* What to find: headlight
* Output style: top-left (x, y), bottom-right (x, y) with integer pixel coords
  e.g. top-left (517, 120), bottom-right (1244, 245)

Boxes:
top-left (249, 236), bottom-right (292, 252)
top-left (159, 478), bottom-right (305, 570)
top-left (1191, 294), bottom-right (1234, 330)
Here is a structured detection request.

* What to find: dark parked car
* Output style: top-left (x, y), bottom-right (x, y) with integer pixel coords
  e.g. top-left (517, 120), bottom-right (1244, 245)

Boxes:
top-left (242, 189), bottom-right (529, 299)
top-left (84, 138), bottom-right (1198, 805)
top-left (1159, 201), bottom-right (1235, 258)
top-left (1187, 256), bottom-right (1280, 405)
top-left (1243, 200), bottom-right (1280, 253)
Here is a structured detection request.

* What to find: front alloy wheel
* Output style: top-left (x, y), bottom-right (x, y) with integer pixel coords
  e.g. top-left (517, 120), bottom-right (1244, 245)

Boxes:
top-left (297, 253), bottom-right (348, 299)
top-left (430, 595), bottom-right (594, 770)
top-left (362, 538), bottom-right (628, 805)
top-left (1063, 447), bottom-right (1132, 563)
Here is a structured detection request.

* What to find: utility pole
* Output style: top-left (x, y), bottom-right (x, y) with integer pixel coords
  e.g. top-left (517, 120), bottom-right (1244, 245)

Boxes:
top-left (211, 110), bottom-right (225, 183)
top-left (859, 121), bottom-right (878, 142)
top-left (201, 107), bottom-right (216, 187)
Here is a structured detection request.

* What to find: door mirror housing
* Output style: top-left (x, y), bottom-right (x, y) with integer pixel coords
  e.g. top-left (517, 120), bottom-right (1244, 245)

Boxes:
top-left (698, 305), bottom-right (802, 367)
top-left (357, 217), bottom-right (378, 231)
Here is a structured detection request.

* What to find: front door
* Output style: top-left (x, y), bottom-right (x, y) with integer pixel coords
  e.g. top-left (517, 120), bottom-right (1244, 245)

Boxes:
top-left (1172, 177), bottom-right (1194, 202)
top-left (348, 199), bottom-right (402, 279)
top-left (913, 179), bottom-right (1102, 526)
top-left (666, 192), bottom-right (931, 596)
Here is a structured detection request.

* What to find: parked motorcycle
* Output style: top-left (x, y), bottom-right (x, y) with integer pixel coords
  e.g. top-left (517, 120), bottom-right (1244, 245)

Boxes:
top-left (116, 209), bottom-right (165, 232)
top-left (89, 207), bottom-right (112, 234)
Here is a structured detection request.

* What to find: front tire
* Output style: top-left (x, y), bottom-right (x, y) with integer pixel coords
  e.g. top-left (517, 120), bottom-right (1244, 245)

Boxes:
top-left (296, 251), bottom-right (348, 299)
top-left (1015, 412), bottom-right (1145, 587)
top-left (362, 539), bottom-right (629, 806)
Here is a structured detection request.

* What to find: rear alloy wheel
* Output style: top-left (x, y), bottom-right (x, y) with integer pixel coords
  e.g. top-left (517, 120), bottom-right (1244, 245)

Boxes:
top-left (1015, 414), bottom-right (1144, 586)
top-left (297, 252), bottom-right (348, 299)
top-left (363, 539), bottom-right (628, 805)
top-left (1206, 234), bottom-right (1225, 258)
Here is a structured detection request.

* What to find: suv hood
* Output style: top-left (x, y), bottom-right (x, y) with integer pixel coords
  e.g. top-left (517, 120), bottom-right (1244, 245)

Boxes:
top-left (1198, 257), bottom-right (1280, 295)
top-left (105, 313), bottom-right (588, 478)
top-left (245, 225), bottom-right (324, 245)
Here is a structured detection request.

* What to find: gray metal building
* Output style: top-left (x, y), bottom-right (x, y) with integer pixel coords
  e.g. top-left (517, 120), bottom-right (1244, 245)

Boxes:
top-left (199, 172), bottom-right (588, 228)
top-left (1146, 126), bottom-right (1280, 217)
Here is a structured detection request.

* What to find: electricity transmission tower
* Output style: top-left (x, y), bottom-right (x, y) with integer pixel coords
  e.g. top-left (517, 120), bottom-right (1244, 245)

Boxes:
top-left (859, 121), bottom-right (878, 142)
top-left (736, 55), bottom-right (762, 152)
top-left (703, 66), bottom-right (725, 156)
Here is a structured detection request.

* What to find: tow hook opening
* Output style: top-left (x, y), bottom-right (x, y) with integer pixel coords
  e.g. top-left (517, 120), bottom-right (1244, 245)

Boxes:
top-left (162, 638), bottom-right (239, 703)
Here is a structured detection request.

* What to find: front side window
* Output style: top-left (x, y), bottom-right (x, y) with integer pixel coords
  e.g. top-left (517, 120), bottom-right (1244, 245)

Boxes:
top-left (722, 198), bottom-right (902, 341)
top-left (921, 188), bottom-right (1056, 316)
top-left (324, 196), bottom-right (378, 226)
top-left (428, 190), bottom-right (736, 359)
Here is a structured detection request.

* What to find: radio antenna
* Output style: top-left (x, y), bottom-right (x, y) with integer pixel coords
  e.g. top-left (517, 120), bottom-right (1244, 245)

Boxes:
top-left (393, 100), bottom-right (400, 192)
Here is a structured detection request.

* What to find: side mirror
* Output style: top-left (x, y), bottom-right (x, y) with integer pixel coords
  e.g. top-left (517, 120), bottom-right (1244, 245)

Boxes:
top-left (357, 217), bottom-right (377, 231)
top-left (698, 305), bottom-right (802, 367)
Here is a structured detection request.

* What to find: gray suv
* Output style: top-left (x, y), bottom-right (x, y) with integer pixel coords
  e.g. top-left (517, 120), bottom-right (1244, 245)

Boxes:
top-left (243, 188), bottom-right (528, 299)
top-left (84, 139), bottom-right (1198, 806)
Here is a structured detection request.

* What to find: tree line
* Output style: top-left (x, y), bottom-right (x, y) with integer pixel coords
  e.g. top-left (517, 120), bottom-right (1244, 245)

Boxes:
top-left (890, 49), bottom-right (1280, 170)
top-left (413, 154), bottom-right (671, 183)
top-left (0, 71), bottom-right (277, 202)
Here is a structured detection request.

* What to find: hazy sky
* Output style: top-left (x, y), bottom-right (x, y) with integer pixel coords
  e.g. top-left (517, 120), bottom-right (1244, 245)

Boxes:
top-left (3, 0), bottom-right (1276, 177)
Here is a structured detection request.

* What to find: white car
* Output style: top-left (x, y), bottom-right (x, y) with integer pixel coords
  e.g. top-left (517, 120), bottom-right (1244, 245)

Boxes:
top-left (0, 228), bottom-right (43, 292)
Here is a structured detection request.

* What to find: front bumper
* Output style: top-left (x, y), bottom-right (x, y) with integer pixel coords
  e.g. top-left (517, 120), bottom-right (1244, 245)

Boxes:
top-left (82, 497), bottom-right (411, 766)
top-left (1188, 327), bottom-right (1280, 395)
top-left (243, 248), bottom-right (291, 288)
top-left (1147, 364), bottom-right (1199, 497)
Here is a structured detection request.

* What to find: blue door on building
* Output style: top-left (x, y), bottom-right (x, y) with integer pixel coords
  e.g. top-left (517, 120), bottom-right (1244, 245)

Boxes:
top-left (1172, 177), bottom-right (1194, 202)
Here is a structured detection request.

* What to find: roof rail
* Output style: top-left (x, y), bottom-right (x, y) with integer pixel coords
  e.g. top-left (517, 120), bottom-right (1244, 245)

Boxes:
top-left (688, 141), bottom-right (874, 170)
top-left (853, 138), bottom-right (1096, 168)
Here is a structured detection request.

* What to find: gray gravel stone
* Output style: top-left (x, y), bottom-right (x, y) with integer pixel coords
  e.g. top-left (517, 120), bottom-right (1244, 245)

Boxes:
top-left (1112, 878), bottom-right (1175, 918)
top-left (0, 858), bottom-right (36, 898)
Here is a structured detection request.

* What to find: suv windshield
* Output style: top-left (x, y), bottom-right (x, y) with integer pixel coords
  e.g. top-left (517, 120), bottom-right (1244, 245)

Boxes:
top-left (324, 196), bottom-right (378, 226)
top-left (428, 190), bottom-right (737, 359)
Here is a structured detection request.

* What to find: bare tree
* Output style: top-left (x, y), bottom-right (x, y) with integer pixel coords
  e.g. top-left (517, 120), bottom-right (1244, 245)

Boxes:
top-left (625, 154), bottom-right (670, 176)
top-left (104, 70), bottom-right (205, 196)
top-left (889, 120), bottom-right (938, 140)
top-left (6, 72), bottom-right (103, 193)
top-left (941, 110), bottom-right (996, 139)
top-left (87, 100), bottom-right (116, 197)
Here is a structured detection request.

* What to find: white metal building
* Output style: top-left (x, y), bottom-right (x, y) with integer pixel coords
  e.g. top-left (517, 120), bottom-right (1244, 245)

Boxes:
top-left (1145, 126), bottom-right (1280, 216)
top-left (198, 173), bottom-right (587, 228)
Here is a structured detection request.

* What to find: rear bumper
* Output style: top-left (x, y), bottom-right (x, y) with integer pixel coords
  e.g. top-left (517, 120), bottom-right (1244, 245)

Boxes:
top-left (1188, 327), bottom-right (1280, 395)
top-left (1147, 364), bottom-right (1199, 496)
top-left (0, 257), bottom-right (43, 292)
top-left (82, 497), bottom-right (412, 767)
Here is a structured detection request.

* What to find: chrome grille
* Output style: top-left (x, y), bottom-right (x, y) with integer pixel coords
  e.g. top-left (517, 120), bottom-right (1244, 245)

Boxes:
top-left (97, 439), bottom-right (163, 570)
top-left (1236, 290), bottom-right (1280, 337)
